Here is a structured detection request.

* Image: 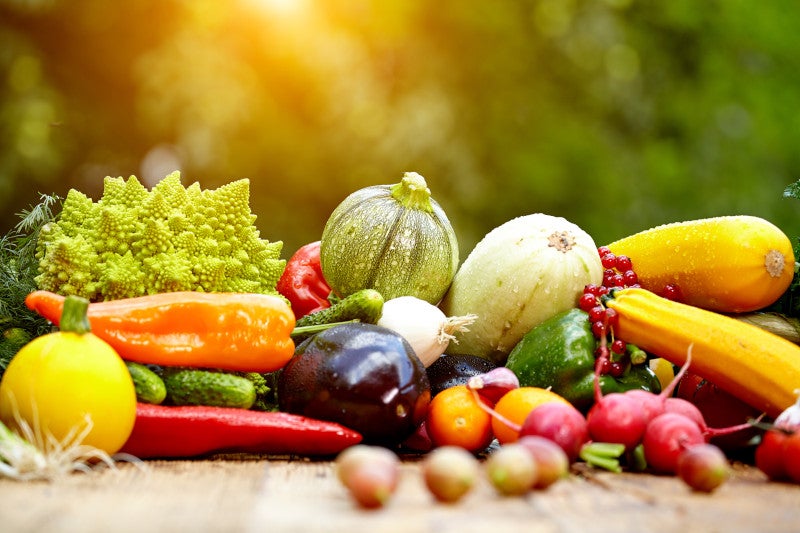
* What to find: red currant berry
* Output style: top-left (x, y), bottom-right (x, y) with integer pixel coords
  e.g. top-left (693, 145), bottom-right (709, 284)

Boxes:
top-left (597, 355), bottom-right (612, 375)
top-left (660, 284), bottom-right (684, 302)
top-left (597, 246), bottom-right (611, 258)
top-left (614, 255), bottom-right (633, 272)
top-left (604, 307), bottom-right (619, 327)
top-left (609, 361), bottom-right (625, 377)
top-left (623, 270), bottom-right (638, 286)
top-left (584, 283), bottom-right (601, 296)
top-left (597, 285), bottom-right (609, 296)
top-left (588, 305), bottom-right (606, 323)
top-left (591, 320), bottom-right (606, 338)
top-left (579, 293), bottom-right (597, 311)
top-left (601, 253), bottom-right (617, 269)
top-left (611, 339), bottom-right (627, 354)
top-left (603, 269), bottom-right (616, 286)
top-left (611, 273), bottom-right (625, 287)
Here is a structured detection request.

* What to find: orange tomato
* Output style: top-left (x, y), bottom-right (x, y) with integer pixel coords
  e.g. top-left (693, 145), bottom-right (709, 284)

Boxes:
top-left (426, 385), bottom-right (494, 452)
top-left (492, 387), bottom-right (570, 444)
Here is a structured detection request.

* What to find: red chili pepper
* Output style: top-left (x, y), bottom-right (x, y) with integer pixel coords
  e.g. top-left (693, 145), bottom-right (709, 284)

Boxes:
top-left (120, 403), bottom-right (363, 458)
top-left (276, 241), bottom-right (332, 320)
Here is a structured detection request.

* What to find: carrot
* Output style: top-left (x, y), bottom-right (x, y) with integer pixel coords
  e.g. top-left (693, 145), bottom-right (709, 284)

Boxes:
top-left (25, 290), bottom-right (296, 373)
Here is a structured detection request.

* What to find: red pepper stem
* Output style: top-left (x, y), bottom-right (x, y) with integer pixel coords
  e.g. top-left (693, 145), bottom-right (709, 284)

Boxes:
top-left (60, 295), bottom-right (92, 335)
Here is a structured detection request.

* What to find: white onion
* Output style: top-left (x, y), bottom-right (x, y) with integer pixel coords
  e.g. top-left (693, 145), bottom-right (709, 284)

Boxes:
top-left (377, 296), bottom-right (477, 367)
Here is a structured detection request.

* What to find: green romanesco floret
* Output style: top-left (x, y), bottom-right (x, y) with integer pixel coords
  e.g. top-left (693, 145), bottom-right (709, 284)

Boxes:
top-left (237, 371), bottom-right (279, 412)
top-left (34, 171), bottom-right (286, 301)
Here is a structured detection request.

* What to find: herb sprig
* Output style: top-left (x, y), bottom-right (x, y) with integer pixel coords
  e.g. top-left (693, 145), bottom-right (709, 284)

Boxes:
top-left (0, 193), bottom-right (62, 376)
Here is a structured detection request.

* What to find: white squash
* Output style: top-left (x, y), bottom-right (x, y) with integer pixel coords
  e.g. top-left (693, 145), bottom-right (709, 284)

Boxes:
top-left (439, 214), bottom-right (603, 363)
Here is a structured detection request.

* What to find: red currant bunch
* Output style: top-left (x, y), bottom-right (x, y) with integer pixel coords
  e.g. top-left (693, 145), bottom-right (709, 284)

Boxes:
top-left (577, 246), bottom-right (642, 376)
top-left (597, 246), bottom-right (640, 290)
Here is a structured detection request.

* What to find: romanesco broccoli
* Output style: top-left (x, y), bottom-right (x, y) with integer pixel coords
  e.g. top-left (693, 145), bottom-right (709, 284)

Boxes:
top-left (238, 371), bottom-right (279, 411)
top-left (34, 171), bottom-right (286, 301)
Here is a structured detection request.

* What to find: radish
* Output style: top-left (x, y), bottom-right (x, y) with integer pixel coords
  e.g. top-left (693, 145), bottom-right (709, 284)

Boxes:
top-left (642, 412), bottom-right (705, 474)
top-left (586, 345), bottom-right (694, 450)
top-left (517, 435), bottom-right (570, 489)
top-left (664, 396), bottom-right (760, 441)
top-left (677, 443), bottom-right (730, 492)
top-left (586, 392), bottom-right (648, 450)
top-left (519, 401), bottom-right (589, 463)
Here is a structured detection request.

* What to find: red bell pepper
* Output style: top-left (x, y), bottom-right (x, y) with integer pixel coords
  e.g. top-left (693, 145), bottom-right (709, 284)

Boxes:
top-left (276, 241), bottom-right (332, 320)
top-left (120, 403), bottom-right (362, 458)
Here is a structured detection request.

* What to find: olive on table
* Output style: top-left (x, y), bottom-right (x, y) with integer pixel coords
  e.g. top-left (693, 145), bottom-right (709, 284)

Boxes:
top-left (277, 322), bottom-right (431, 445)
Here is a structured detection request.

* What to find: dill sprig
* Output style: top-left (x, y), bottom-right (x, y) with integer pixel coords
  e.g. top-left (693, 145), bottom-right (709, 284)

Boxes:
top-left (0, 193), bottom-right (62, 376)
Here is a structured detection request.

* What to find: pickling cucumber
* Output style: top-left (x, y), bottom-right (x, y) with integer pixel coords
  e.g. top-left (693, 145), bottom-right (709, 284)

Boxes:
top-left (126, 361), bottom-right (167, 405)
top-left (292, 288), bottom-right (385, 342)
top-left (161, 368), bottom-right (256, 409)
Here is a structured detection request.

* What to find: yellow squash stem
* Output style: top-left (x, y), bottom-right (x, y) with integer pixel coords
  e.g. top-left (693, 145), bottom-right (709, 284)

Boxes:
top-left (606, 287), bottom-right (800, 418)
top-left (606, 215), bottom-right (795, 313)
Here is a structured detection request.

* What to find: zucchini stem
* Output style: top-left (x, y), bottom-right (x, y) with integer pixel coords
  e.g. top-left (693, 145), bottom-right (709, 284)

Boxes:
top-left (390, 172), bottom-right (434, 213)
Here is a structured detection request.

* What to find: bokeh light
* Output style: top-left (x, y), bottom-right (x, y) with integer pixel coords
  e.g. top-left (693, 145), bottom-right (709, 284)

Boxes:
top-left (1, 0), bottom-right (799, 258)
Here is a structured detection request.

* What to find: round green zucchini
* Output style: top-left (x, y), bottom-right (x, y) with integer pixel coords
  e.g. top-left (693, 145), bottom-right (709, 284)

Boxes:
top-left (320, 172), bottom-right (459, 304)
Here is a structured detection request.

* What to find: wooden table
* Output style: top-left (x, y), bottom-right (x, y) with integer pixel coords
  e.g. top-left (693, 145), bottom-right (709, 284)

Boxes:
top-left (2, 456), bottom-right (799, 533)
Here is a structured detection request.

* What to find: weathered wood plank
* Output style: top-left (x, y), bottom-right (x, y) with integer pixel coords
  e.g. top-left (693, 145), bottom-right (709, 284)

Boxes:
top-left (1, 458), bottom-right (798, 533)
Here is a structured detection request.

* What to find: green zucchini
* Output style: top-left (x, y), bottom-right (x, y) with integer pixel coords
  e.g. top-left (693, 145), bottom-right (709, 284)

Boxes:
top-left (320, 172), bottom-right (459, 304)
top-left (162, 368), bottom-right (256, 409)
top-left (126, 361), bottom-right (167, 405)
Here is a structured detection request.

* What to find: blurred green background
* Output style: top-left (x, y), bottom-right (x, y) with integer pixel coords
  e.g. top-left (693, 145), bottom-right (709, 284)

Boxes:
top-left (1, 0), bottom-right (799, 260)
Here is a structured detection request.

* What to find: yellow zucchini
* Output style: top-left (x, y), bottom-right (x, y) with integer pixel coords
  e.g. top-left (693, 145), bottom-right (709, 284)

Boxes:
top-left (606, 216), bottom-right (795, 313)
top-left (606, 287), bottom-right (800, 418)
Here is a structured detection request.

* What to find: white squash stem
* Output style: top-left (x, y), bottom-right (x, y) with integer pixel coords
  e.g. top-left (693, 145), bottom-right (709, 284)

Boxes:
top-left (377, 296), bottom-right (477, 367)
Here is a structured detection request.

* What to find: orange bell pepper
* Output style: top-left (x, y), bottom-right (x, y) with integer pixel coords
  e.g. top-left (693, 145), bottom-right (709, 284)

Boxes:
top-left (25, 290), bottom-right (296, 373)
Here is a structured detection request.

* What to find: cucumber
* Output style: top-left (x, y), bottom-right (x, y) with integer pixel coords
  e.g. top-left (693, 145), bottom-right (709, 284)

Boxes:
top-left (162, 368), bottom-right (256, 409)
top-left (292, 289), bottom-right (385, 342)
top-left (126, 361), bottom-right (167, 405)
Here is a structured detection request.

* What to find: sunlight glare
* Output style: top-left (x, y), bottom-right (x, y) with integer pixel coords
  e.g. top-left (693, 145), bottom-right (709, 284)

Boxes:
top-left (246, 0), bottom-right (310, 17)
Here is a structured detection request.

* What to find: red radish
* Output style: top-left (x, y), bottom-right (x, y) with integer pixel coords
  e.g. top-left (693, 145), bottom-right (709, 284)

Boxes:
top-left (421, 445), bottom-right (480, 503)
top-left (677, 443), bottom-right (730, 493)
top-left (519, 401), bottom-right (589, 463)
top-left (643, 412), bottom-right (705, 474)
top-left (663, 397), bottom-right (707, 429)
top-left (345, 462), bottom-right (399, 508)
top-left (516, 435), bottom-right (570, 489)
top-left (335, 445), bottom-right (400, 508)
top-left (664, 396), bottom-right (761, 441)
top-left (624, 389), bottom-right (667, 422)
top-left (755, 429), bottom-right (789, 481)
top-left (485, 443), bottom-right (538, 495)
top-left (587, 392), bottom-right (648, 450)
top-left (587, 345), bottom-right (694, 450)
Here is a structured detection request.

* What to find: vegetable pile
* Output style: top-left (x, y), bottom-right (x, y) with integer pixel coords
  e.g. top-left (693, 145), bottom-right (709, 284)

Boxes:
top-left (1, 170), bottom-right (800, 506)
